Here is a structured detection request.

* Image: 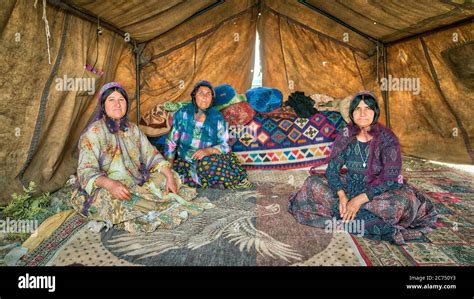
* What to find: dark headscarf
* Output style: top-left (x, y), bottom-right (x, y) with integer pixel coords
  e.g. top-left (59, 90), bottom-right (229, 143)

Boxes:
top-left (190, 80), bottom-right (215, 117)
top-left (311, 91), bottom-right (403, 187)
top-left (93, 82), bottom-right (130, 134)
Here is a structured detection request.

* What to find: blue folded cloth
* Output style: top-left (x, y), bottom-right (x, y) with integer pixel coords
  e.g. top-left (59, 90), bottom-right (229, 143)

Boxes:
top-left (245, 87), bottom-right (283, 113)
top-left (214, 84), bottom-right (236, 106)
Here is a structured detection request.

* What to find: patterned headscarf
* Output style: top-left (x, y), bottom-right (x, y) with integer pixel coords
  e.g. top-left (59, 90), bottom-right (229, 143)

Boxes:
top-left (92, 82), bottom-right (130, 134)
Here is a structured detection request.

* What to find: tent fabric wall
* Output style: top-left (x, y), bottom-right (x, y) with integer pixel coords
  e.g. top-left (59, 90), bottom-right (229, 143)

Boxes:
top-left (0, 0), bottom-right (130, 203)
top-left (258, 7), bottom-right (384, 121)
top-left (261, 0), bottom-right (377, 57)
top-left (115, 1), bottom-right (258, 123)
top-left (0, 0), bottom-right (472, 204)
top-left (258, 2), bottom-right (473, 164)
top-left (387, 22), bottom-right (474, 164)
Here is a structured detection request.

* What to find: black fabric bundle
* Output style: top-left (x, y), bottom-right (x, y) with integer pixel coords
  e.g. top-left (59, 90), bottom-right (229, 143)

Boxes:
top-left (285, 91), bottom-right (318, 118)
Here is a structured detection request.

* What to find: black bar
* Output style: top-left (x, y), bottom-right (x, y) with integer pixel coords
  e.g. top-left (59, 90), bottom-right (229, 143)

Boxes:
top-left (0, 266), bottom-right (470, 298)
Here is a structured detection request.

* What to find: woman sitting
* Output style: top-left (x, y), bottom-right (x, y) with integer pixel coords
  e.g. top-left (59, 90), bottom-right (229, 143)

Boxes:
top-left (70, 82), bottom-right (213, 234)
top-left (288, 91), bottom-right (437, 244)
top-left (164, 80), bottom-right (252, 189)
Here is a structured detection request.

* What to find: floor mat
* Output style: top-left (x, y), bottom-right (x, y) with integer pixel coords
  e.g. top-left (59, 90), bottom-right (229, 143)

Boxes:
top-left (18, 157), bottom-right (473, 266)
top-left (351, 157), bottom-right (474, 266)
top-left (38, 170), bottom-right (364, 266)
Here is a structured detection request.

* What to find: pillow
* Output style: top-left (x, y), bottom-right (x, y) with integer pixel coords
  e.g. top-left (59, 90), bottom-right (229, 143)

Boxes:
top-left (245, 87), bottom-right (283, 113)
top-left (220, 102), bottom-right (255, 126)
top-left (214, 84), bottom-right (236, 106)
top-left (214, 93), bottom-right (246, 111)
top-left (139, 104), bottom-right (172, 137)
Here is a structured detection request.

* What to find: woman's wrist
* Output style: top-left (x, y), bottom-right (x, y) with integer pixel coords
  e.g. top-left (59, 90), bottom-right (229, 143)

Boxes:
top-left (160, 166), bottom-right (174, 178)
top-left (354, 193), bottom-right (369, 205)
top-left (96, 176), bottom-right (114, 191)
top-left (337, 190), bottom-right (347, 201)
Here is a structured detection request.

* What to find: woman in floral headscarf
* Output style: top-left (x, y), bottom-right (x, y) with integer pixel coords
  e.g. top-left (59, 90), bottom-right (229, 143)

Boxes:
top-left (288, 91), bottom-right (437, 244)
top-left (70, 82), bottom-right (213, 234)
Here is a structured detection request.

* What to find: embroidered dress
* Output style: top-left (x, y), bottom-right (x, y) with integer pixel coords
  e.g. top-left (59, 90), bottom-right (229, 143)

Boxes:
top-left (288, 124), bottom-right (437, 244)
top-left (165, 103), bottom-right (251, 188)
top-left (70, 118), bottom-right (214, 234)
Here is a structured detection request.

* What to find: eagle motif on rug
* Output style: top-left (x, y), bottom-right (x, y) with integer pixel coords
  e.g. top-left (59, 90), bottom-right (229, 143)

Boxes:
top-left (105, 191), bottom-right (303, 262)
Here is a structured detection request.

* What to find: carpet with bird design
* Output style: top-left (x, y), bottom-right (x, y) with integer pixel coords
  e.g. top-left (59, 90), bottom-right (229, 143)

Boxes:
top-left (18, 157), bottom-right (473, 266)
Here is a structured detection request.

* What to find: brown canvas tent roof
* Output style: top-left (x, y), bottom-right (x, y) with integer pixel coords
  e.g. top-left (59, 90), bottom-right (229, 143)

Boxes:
top-left (0, 0), bottom-right (473, 203)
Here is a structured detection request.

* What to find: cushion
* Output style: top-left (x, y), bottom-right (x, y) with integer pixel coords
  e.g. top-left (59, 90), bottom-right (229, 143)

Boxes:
top-left (245, 87), bottom-right (283, 113)
top-left (139, 104), bottom-right (172, 137)
top-left (214, 93), bottom-right (246, 111)
top-left (214, 84), bottom-right (236, 106)
top-left (220, 102), bottom-right (255, 126)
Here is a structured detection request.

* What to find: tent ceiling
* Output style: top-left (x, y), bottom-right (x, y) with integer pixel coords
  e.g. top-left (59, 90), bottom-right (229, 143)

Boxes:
top-left (67, 0), bottom-right (220, 42)
top-left (63, 0), bottom-right (473, 44)
top-left (303, 0), bottom-right (473, 42)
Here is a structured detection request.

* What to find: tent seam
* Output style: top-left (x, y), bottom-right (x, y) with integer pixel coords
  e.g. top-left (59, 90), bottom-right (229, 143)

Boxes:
top-left (147, 5), bottom-right (257, 62)
top-left (265, 7), bottom-right (375, 58)
top-left (278, 15), bottom-right (290, 94)
top-left (352, 50), bottom-right (366, 90)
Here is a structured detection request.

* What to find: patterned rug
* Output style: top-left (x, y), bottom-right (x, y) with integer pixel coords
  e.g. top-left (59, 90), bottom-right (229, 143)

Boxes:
top-left (230, 111), bottom-right (346, 170)
top-left (18, 158), bottom-right (473, 266)
top-left (351, 157), bottom-right (474, 266)
top-left (20, 170), bottom-right (365, 266)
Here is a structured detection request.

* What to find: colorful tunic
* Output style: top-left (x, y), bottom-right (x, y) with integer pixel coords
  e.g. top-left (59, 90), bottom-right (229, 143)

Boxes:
top-left (289, 138), bottom-right (438, 244)
top-left (164, 103), bottom-right (251, 188)
top-left (165, 103), bottom-right (230, 162)
top-left (70, 118), bottom-right (214, 234)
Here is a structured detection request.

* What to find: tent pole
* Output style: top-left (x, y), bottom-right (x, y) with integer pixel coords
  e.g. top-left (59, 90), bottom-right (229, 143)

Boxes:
top-left (134, 43), bottom-right (141, 125)
top-left (382, 44), bottom-right (390, 128)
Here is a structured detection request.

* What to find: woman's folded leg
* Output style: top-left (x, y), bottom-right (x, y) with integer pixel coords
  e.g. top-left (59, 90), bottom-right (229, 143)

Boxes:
top-left (288, 173), bottom-right (339, 228)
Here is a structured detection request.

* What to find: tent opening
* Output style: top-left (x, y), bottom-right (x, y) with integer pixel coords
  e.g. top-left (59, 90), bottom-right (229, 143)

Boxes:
top-left (251, 30), bottom-right (262, 88)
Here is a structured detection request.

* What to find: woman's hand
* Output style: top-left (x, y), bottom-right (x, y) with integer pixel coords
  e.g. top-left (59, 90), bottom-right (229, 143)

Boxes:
top-left (164, 173), bottom-right (178, 194)
top-left (96, 177), bottom-right (131, 201)
top-left (339, 196), bottom-right (348, 217)
top-left (341, 193), bottom-right (369, 222)
top-left (192, 148), bottom-right (217, 160)
top-left (167, 158), bottom-right (174, 169)
top-left (160, 166), bottom-right (178, 194)
top-left (337, 190), bottom-right (349, 217)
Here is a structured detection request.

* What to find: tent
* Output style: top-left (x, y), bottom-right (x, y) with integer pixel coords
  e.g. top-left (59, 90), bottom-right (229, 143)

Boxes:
top-left (0, 0), bottom-right (473, 204)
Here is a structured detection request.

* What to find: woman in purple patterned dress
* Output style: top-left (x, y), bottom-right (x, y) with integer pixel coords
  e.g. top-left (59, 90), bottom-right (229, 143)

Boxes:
top-left (288, 91), bottom-right (437, 244)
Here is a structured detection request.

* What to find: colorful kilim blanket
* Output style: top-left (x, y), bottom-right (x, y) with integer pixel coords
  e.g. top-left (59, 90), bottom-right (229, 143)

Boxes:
top-left (230, 111), bottom-right (346, 170)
